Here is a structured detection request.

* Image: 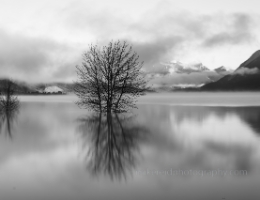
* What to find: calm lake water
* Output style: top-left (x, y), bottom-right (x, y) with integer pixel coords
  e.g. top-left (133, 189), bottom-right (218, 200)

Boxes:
top-left (1, 92), bottom-right (260, 200)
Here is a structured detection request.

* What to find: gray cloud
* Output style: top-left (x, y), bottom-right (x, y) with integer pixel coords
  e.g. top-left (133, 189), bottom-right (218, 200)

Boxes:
top-left (126, 13), bottom-right (255, 69)
top-left (63, 3), bottom-right (257, 69)
top-left (0, 0), bottom-right (258, 83)
top-left (0, 30), bottom-right (51, 73)
top-left (129, 36), bottom-right (183, 68)
top-left (52, 59), bottom-right (81, 81)
top-left (203, 14), bottom-right (254, 47)
top-left (0, 29), bottom-right (79, 82)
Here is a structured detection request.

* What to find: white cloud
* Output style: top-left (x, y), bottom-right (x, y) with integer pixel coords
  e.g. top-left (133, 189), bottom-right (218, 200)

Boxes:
top-left (0, 29), bottom-right (81, 82)
top-left (234, 67), bottom-right (260, 75)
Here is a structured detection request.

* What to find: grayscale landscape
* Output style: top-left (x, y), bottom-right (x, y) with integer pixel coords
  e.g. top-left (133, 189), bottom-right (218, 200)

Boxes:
top-left (1, 0), bottom-right (260, 200)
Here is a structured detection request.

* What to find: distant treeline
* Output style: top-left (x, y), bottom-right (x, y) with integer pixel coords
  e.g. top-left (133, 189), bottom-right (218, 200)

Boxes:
top-left (0, 78), bottom-right (71, 95)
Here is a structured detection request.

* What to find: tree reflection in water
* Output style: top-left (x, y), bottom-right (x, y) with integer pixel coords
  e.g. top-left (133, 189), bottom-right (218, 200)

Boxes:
top-left (77, 112), bottom-right (147, 181)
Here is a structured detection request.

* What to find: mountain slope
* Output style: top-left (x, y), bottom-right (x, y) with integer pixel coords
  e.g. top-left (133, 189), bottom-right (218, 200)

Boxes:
top-left (202, 50), bottom-right (260, 90)
top-left (238, 50), bottom-right (260, 70)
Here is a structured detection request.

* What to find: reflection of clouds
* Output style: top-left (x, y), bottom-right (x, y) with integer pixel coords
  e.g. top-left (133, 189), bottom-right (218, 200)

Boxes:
top-left (170, 113), bottom-right (259, 145)
top-left (204, 141), bottom-right (253, 171)
top-left (0, 144), bottom-right (81, 199)
top-left (135, 105), bottom-right (260, 175)
top-left (0, 145), bottom-right (77, 179)
top-left (0, 102), bottom-right (81, 165)
top-left (168, 109), bottom-right (258, 171)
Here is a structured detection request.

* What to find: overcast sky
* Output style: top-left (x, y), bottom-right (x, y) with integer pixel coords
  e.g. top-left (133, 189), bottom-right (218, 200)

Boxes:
top-left (0, 0), bottom-right (260, 82)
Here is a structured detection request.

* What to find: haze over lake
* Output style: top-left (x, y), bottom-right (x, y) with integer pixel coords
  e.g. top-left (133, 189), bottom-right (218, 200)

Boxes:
top-left (1, 92), bottom-right (260, 200)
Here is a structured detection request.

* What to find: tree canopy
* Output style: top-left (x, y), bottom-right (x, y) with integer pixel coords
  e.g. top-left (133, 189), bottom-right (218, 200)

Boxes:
top-left (74, 40), bottom-right (147, 113)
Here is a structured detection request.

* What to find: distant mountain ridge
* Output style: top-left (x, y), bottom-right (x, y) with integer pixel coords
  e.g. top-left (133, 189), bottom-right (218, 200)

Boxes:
top-left (0, 79), bottom-right (75, 94)
top-left (34, 82), bottom-right (75, 93)
top-left (215, 66), bottom-right (228, 73)
top-left (146, 61), bottom-right (232, 90)
top-left (202, 50), bottom-right (260, 90)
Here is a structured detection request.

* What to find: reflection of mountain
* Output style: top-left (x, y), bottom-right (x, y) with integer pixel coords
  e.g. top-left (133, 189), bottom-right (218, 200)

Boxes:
top-left (77, 113), bottom-right (147, 180)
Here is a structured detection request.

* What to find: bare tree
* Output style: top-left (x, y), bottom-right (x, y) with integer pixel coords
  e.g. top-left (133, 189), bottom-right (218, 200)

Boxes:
top-left (0, 79), bottom-right (19, 109)
top-left (0, 79), bottom-right (20, 138)
top-left (74, 40), bottom-right (147, 113)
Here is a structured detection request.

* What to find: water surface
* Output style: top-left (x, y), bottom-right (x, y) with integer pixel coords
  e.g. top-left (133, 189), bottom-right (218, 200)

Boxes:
top-left (0, 93), bottom-right (260, 200)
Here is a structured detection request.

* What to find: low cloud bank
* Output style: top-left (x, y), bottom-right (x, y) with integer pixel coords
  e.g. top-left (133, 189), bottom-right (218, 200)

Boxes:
top-left (234, 67), bottom-right (260, 75)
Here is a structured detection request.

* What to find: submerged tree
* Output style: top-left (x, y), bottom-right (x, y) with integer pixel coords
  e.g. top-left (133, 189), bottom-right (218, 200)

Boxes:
top-left (0, 79), bottom-right (20, 138)
top-left (0, 79), bottom-right (19, 108)
top-left (74, 40), bottom-right (147, 113)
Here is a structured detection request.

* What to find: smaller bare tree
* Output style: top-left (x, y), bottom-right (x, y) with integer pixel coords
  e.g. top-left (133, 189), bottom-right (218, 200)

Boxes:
top-left (74, 40), bottom-right (147, 113)
top-left (0, 79), bottom-right (20, 138)
top-left (0, 79), bottom-right (19, 110)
